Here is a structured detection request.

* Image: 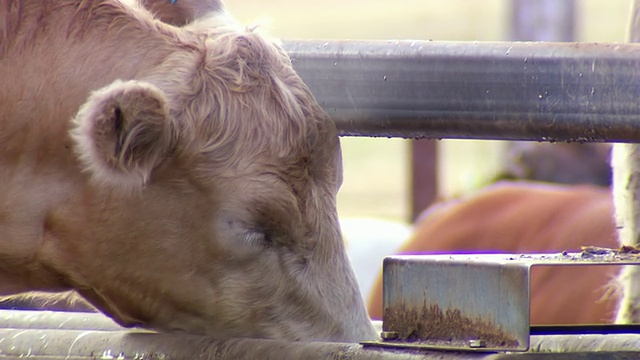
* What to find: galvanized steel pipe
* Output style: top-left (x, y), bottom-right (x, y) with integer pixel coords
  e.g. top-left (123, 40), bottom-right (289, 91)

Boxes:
top-left (0, 327), bottom-right (639, 359)
top-left (284, 40), bottom-right (640, 143)
top-left (0, 311), bottom-right (639, 359)
top-left (0, 328), bottom-right (478, 360)
top-left (0, 309), bottom-right (123, 331)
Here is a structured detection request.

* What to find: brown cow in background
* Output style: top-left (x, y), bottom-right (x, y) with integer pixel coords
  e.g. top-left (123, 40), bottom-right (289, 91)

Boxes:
top-left (367, 181), bottom-right (619, 325)
top-left (0, 0), bottom-right (376, 342)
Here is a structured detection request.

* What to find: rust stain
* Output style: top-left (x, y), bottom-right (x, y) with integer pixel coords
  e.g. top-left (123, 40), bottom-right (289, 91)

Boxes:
top-left (578, 245), bottom-right (640, 258)
top-left (619, 245), bottom-right (640, 254)
top-left (382, 302), bottom-right (519, 348)
top-left (515, 250), bottom-right (640, 263)
top-left (581, 245), bottom-right (640, 255)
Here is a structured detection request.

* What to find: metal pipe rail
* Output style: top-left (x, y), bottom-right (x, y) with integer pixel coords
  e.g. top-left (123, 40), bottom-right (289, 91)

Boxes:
top-left (0, 310), bottom-right (638, 359)
top-left (284, 40), bottom-right (640, 142)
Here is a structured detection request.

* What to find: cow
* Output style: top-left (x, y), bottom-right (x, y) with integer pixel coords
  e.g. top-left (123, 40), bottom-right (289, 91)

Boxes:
top-left (367, 181), bottom-right (619, 325)
top-left (0, 0), bottom-right (377, 342)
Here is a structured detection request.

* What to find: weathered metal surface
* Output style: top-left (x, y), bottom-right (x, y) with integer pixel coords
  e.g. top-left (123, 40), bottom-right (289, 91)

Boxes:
top-left (0, 327), bottom-right (483, 360)
top-left (284, 40), bottom-right (640, 143)
top-left (488, 352), bottom-right (640, 360)
top-left (382, 256), bottom-right (529, 351)
top-left (0, 309), bottom-right (123, 331)
top-left (423, 248), bottom-right (640, 264)
top-left (529, 333), bottom-right (640, 352)
top-left (0, 327), bottom-right (639, 360)
top-left (381, 251), bottom-right (640, 352)
top-left (0, 311), bottom-right (637, 358)
top-left (365, 333), bottom-right (640, 358)
top-left (384, 303), bottom-right (520, 349)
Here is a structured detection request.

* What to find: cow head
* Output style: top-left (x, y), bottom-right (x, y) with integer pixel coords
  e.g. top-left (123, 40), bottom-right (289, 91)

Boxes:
top-left (62, 16), bottom-right (376, 342)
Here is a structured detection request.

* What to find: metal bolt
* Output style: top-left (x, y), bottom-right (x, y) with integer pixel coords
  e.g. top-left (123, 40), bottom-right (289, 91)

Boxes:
top-left (380, 331), bottom-right (399, 340)
top-left (468, 339), bottom-right (486, 348)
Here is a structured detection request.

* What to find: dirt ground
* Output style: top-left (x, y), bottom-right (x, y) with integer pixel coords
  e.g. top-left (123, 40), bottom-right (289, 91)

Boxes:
top-left (227, 0), bottom-right (630, 223)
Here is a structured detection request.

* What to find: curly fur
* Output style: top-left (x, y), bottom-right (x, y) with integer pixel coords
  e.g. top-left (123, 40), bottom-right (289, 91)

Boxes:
top-left (0, 0), bottom-right (376, 342)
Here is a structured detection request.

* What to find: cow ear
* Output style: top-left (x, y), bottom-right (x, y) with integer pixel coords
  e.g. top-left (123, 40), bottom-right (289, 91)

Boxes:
top-left (71, 80), bottom-right (176, 191)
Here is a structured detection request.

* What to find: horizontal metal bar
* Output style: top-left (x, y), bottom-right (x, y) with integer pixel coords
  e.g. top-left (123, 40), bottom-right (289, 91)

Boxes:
top-left (394, 250), bottom-right (640, 266)
top-left (0, 327), bottom-right (481, 360)
top-left (0, 309), bottom-right (123, 331)
top-left (284, 40), bottom-right (640, 142)
top-left (0, 310), bottom-right (638, 358)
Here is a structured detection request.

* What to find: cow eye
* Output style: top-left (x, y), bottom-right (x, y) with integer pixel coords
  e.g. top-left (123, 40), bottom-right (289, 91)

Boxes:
top-left (241, 229), bottom-right (271, 247)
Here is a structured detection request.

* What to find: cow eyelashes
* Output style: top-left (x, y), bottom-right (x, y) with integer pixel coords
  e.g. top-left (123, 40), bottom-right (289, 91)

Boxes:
top-left (241, 229), bottom-right (272, 247)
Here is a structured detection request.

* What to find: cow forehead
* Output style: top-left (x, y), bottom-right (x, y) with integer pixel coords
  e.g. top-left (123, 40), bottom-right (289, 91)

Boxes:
top-left (174, 29), bottom-right (337, 163)
top-left (197, 29), bottom-right (317, 133)
top-left (155, 28), bottom-right (341, 190)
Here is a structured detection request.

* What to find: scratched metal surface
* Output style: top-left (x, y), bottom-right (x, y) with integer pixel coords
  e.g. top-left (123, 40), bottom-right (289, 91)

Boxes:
top-left (284, 41), bottom-right (640, 143)
top-left (0, 309), bottom-right (123, 331)
top-left (0, 327), bottom-right (638, 359)
top-left (0, 311), bottom-right (637, 358)
top-left (0, 327), bottom-right (482, 360)
top-left (390, 251), bottom-right (640, 266)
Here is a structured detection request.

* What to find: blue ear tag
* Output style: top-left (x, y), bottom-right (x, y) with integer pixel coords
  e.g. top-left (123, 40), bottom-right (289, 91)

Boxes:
top-left (170, 0), bottom-right (177, 3)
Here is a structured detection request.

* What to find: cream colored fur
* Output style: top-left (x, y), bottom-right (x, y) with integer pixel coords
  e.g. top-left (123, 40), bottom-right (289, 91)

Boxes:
top-left (0, 0), bottom-right (376, 342)
top-left (72, 79), bottom-right (177, 192)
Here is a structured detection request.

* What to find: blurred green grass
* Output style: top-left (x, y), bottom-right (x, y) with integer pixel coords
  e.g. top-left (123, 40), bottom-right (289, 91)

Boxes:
top-left (227, 0), bottom-right (631, 223)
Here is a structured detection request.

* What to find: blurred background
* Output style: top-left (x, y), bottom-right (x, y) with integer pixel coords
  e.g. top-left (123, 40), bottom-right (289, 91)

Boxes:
top-left (226, 0), bottom-right (631, 224)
